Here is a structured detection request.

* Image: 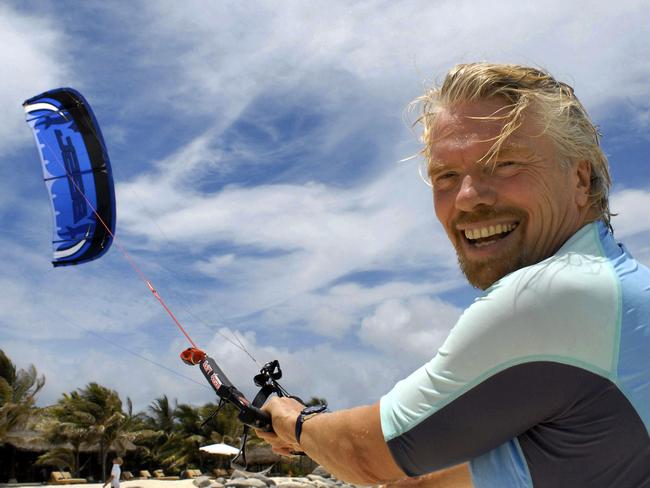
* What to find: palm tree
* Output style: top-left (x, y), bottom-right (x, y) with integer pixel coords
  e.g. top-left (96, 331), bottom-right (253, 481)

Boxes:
top-left (37, 401), bottom-right (93, 476)
top-left (142, 398), bottom-right (230, 471)
top-left (0, 349), bottom-right (46, 480)
top-left (157, 403), bottom-right (207, 470)
top-left (0, 350), bottom-right (46, 440)
top-left (38, 394), bottom-right (149, 476)
top-left (39, 383), bottom-right (154, 481)
top-left (36, 447), bottom-right (80, 475)
top-left (146, 396), bottom-right (175, 436)
top-left (198, 401), bottom-right (240, 444)
top-left (61, 383), bottom-right (123, 479)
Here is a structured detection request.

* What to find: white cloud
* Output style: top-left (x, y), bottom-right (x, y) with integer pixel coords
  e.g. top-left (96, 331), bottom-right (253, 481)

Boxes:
top-left (117, 159), bottom-right (455, 319)
top-left (359, 295), bottom-right (462, 362)
top-left (135, 0), bottom-right (650, 126)
top-left (0, 230), bottom-right (167, 342)
top-left (253, 280), bottom-right (463, 339)
top-left (610, 187), bottom-right (650, 265)
top-left (0, 4), bottom-right (71, 154)
top-left (14, 336), bottom-right (209, 412)
top-left (610, 188), bottom-right (650, 238)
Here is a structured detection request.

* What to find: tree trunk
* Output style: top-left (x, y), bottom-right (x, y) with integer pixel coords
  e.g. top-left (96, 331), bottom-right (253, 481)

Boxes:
top-left (74, 448), bottom-right (80, 477)
top-left (100, 442), bottom-right (107, 482)
top-left (8, 444), bottom-right (17, 482)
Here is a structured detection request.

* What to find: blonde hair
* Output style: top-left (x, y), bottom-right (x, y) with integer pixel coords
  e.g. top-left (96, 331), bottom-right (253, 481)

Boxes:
top-left (414, 63), bottom-right (613, 230)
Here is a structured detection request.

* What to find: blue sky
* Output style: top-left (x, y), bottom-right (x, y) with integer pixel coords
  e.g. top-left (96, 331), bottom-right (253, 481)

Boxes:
top-left (1, 0), bottom-right (649, 413)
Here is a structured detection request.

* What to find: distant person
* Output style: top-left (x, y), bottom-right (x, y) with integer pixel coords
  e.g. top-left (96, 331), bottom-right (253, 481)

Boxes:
top-left (257, 63), bottom-right (650, 487)
top-left (103, 457), bottom-right (123, 488)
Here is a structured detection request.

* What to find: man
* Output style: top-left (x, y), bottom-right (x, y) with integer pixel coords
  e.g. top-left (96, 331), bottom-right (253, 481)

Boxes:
top-left (103, 457), bottom-right (122, 488)
top-left (258, 63), bottom-right (650, 487)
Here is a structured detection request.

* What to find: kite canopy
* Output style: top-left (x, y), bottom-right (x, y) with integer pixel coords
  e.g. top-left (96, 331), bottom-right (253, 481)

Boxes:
top-left (23, 87), bottom-right (116, 266)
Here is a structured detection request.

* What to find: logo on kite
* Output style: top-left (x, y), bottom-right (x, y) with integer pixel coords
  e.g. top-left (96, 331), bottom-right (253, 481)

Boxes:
top-left (23, 88), bottom-right (116, 267)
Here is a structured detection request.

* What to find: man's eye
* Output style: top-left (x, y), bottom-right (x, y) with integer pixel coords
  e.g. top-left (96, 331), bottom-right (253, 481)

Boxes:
top-left (433, 172), bottom-right (458, 188)
top-left (493, 161), bottom-right (520, 174)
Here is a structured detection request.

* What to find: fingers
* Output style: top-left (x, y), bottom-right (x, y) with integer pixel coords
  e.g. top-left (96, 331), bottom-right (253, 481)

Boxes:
top-left (256, 397), bottom-right (305, 456)
top-left (255, 428), bottom-right (298, 457)
top-left (261, 395), bottom-right (304, 415)
top-left (255, 430), bottom-right (277, 442)
top-left (259, 396), bottom-right (303, 444)
top-left (272, 446), bottom-right (297, 456)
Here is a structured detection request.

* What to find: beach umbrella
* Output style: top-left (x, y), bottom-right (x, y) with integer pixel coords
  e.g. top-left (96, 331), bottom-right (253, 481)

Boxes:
top-left (199, 443), bottom-right (240, 456)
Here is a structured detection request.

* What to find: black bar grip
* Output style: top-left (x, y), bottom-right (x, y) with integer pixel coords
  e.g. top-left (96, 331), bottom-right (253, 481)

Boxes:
top-left (238, 404), bottom-right (273, 432)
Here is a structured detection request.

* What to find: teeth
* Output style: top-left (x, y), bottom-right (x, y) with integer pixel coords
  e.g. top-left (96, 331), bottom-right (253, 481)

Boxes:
top-left (464, 223), bottom-right (517, 240)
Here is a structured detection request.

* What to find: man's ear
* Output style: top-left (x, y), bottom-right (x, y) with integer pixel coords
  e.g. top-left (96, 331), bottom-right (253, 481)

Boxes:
top-left (574, 159), bottom-right (592, 208)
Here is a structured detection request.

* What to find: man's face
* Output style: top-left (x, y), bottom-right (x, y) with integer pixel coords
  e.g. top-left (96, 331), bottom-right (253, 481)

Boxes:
top-left (429, 98), bottom-right (590, 289)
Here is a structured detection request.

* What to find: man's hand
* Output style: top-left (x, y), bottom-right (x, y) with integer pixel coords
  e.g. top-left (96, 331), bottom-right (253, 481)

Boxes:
top-left (256, 396), bottom-right (304, 455)
top-left (257, 400), bottom-right (406, 485)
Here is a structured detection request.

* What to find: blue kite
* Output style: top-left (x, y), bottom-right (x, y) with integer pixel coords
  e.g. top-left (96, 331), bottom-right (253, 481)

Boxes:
top-left (23, 87), bottom-right (116, 266)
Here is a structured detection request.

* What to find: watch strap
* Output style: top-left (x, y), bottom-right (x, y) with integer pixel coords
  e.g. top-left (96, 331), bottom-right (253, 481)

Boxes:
top-left (294, 404), bottom-right (328, 444)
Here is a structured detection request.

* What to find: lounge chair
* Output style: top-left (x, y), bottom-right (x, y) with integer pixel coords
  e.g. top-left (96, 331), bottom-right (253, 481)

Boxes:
top-left (153, 470), bottom-right (180, 481)
top-left (50, 471), bottom-right (87, 484)
top-left (50, 472), bottom-right (67, 484)
top-left (182, 469), bottom-right (204, 479)
top-left (121, 471), bottom-right (135, 481)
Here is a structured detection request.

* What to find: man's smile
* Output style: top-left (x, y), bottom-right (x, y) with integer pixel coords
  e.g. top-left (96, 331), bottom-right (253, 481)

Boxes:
top-left (456, 220), bottom-right (520, 253)
top-left (462, 222), bottom-right (519, 247)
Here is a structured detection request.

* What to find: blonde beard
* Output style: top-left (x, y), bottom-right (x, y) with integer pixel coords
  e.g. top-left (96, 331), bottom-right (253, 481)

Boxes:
top-left (456, 235), bottom-right (529, 290)
top-left (450, 207), bottom-right (530, 289)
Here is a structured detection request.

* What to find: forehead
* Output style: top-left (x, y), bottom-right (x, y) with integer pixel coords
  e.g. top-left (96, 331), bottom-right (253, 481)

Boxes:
top-left (429, 99), bottom-right (545, 160)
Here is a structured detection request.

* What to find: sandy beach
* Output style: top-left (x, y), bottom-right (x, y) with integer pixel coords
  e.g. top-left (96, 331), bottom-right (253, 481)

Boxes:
top-left (99, 482), bottom-right (198, 488)
top-left (1, 481), bottom-right (201, 488)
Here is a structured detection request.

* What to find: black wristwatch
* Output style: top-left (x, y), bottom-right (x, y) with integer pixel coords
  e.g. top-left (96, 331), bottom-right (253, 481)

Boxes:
top-left (295, 403), bottom-right (328, 444)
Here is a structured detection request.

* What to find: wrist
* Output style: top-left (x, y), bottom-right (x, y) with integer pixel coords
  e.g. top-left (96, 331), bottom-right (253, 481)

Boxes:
top-left (294, 403), bottom-right (328, 444)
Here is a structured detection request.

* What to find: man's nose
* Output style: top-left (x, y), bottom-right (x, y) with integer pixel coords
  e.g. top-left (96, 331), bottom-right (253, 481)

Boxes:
top-left (455, 174), bottom-right (496, 211)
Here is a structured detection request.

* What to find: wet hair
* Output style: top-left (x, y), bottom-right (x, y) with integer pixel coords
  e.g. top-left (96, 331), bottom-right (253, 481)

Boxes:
top-left (412, 62), bottom-right (613, 230)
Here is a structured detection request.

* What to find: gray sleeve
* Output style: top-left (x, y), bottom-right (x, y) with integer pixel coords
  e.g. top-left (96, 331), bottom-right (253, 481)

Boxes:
top-left (386, 361), bottom-right (631, 476)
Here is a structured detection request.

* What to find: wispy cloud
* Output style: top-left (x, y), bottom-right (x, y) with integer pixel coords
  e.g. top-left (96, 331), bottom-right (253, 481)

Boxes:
top-left (359, 295), bottom-right (462, 359)
top-left (0, 4), bottom-right (72, 153)
top-left (118, 157), bottom-right (455, 316)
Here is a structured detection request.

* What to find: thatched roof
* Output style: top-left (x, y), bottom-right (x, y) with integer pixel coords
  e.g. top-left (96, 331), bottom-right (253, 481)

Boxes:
top-left (2, 429), bottom-right (136, 453)
top-left (3, 429), bottom-right (55, 452)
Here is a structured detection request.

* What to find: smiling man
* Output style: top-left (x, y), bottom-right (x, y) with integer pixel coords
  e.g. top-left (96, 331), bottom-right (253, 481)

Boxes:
top-left (258, 63), bottom-right (650, 487)
top-left (428, 96), bottom-right (596, 290)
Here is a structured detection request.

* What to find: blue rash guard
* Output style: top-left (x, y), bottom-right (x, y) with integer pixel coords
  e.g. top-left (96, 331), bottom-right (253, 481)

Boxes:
top-left (380, 221), bottom-right (650, 487)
